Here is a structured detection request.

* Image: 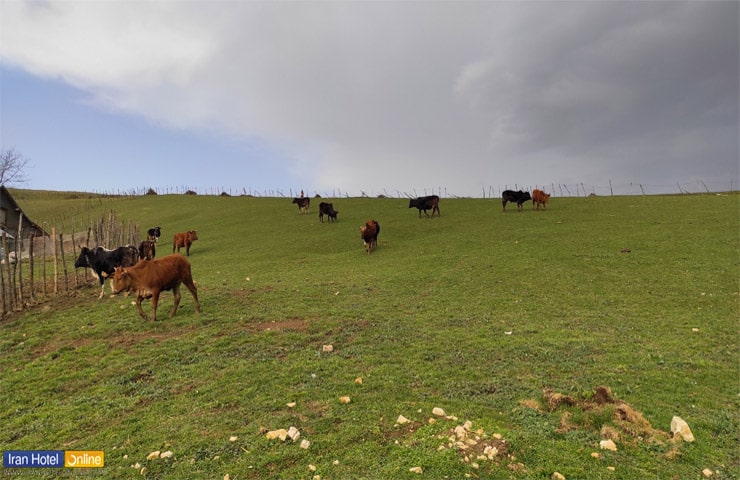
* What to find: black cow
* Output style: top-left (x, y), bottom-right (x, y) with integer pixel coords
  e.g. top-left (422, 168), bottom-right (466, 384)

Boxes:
top-left (292, 197), bottom-right (310, 214)
top-left (501, 190), bottom-right (532, 212)
top-left (147, 226), bottom-right (161, 243)
top-left (139, 240), bottom-right (156, 260)
top-left (409, 195), bottom-right (440, 218)
top-left (74, 245), bottom-right (140, 298)
top-left (319, 202), bottom-right (338, 222)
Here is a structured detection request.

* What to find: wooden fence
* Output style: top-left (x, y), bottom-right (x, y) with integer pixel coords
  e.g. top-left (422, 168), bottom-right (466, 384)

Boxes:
top-left (0, 211), bottom-right (139, 317)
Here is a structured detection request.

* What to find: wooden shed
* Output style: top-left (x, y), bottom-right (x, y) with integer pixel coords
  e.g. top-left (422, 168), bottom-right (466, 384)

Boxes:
top-left (0, 186), bottom-right (48, 256)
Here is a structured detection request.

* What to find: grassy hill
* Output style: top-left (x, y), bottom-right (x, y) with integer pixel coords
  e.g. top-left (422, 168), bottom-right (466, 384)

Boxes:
top-left (2, 191), bottom-right (738, 479)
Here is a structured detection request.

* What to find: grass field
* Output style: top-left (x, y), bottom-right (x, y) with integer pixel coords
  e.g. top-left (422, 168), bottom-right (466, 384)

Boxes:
top-left (2, 191), bottom-right (739, 479)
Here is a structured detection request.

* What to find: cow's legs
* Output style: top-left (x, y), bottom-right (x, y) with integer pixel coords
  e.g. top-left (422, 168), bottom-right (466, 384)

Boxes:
top-left (183, 280), bottom-right (201, 313)
top-left (150, 290), bottom-right (162, 321)
top-left (135, 294), bottom-right (149, 321)
top-left (98, 281), bottom-right (106, 299)
top-left (170, 284), bottom-right (182, 318)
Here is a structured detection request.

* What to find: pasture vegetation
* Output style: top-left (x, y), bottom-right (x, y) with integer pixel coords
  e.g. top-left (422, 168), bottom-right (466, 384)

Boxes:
top-left (1, 191), bottom-right (739, 479)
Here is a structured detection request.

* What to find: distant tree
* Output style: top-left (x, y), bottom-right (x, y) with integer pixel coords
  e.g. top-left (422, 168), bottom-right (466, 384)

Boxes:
top-left (0, 148), bottom-right (31, 186)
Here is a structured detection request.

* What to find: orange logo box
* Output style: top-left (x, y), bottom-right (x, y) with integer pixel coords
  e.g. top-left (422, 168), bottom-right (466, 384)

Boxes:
top-left (64, 451), bottom-right (104, 468)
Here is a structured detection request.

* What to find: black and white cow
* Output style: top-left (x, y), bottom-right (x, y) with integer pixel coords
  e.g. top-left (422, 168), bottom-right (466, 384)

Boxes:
top-left (74, 245), bottom-right (140, 298)
top-left (319, 202), bottom-right (338, 222)
top-left (147, 226), bottom-right (161, 243)
top-left (501, 190), bottom-right (532, 212)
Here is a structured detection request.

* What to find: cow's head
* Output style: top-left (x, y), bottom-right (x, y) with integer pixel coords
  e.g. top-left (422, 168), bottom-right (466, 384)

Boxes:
top-left (74, 246), bottom-right (92, 268)
top-left (188, 230), bottom-right (199, 241)
top-left (111, 267), bottom-right (130, 294)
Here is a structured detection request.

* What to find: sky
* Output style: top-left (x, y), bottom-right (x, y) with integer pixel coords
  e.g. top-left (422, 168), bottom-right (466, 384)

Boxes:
top-left (0, 1), bottom-right (738, 197)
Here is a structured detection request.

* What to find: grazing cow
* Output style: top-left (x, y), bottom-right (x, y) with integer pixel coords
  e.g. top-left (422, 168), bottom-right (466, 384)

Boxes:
top-left (147, 226), bottom-right (161, 243)
top-left (360, 219), bottom-right (380, 255)
top-left (292, 197), bottom-right (310, 214)
top-left (111, 255), bottom-right (201, 322)
top-left (173, 230), bottom-right (198, 256)
top-left (532, 189), bottom-right (551, 210)
top-left (74, 245), bottom-right (140, 298)
top-left (501, 190), bottom-right (532, 212)
top-left (409, 195), bottom-right (440, 218)
top-left (319, 202), bottom-right (338, 222)
top-left (139, 240), bottom-right (156, 260)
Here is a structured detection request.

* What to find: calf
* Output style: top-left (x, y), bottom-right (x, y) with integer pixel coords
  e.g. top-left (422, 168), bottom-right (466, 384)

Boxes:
top-left (74, 245), bottom-right (140, 298)
top-left (292, 197), bottom-right (310, 214)
top-left (173, 230), bottom-right (198, 256)
top-left (139, 240), bottom-right (156, 260)
top-left (532, 189), bottom-right (551, 210)
top-left (112, 255), bottom-right (201, 321)
top-left (360, 219), bottom-right (380, 255)
top-left (409, 195), bottom-right (440, 218)
top-left (319, 202), bottom-right (338, 222)
top-left (147, 226), bottom-right (161, 243)
top-left (501, 190), bottom-right (532, 212)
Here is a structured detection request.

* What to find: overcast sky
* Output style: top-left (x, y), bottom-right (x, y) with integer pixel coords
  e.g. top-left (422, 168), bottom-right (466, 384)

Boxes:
top-left (1, 1), bottom-right (738, 197)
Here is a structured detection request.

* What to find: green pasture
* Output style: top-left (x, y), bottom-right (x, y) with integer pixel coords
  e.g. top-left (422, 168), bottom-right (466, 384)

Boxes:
top-left (1, 191), bottom-right (739, 479)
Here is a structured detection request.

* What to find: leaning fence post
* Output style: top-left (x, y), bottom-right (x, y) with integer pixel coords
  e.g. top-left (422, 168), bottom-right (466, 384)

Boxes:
top-left (16, 213), bottom-right (24, 305)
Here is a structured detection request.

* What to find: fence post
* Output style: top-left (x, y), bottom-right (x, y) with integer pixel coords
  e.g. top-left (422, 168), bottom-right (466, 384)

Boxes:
top-left (28, 233), bottom-right (35, 302)
top-left (52, 227), bottom-right (58, 295)
top-left (16, 213), bottom-right (23, 304)
top-left (59, 233), bottom-right (68, 293)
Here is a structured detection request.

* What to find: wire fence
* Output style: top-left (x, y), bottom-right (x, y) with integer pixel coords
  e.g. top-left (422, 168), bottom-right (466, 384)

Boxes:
top-left (82, 178), bottom-right (736, 199)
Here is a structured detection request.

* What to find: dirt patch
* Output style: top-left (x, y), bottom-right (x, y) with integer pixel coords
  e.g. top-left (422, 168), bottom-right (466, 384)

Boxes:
top-left (525, 385), bottom-right (670, 445)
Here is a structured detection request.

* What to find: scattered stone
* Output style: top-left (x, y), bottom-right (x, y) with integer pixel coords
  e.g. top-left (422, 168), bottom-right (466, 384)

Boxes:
top-left (140, 467), bottom-right (148, 475)
top-left (322, 345), bottom-right (334, 352)
top-left (286, 402), bottom-right (296, 408)
top-left (409, 466), bottom-right (423, 474)
top-left (692, 328), bottom-right (699, 333)
top-left (308, 464), bottom-right (316, 471)
top-left (552, 472), bottom-right (565, 480)
top-left (591, 452), bottom-right (601, 459)
top-left (396, 415), bottom-right (410, 425)
top-left (300, 439), bottom-right (311, 449)
top-left (432, 407), bottom-right (446, 417)
top-left (670, 416), bottom-right (695, 442)
top-left (229, 436), bottom-right (238, 442)
top-left (339, 396), bottom-right (351, 404)
top-left (159, 451), bottom-right (173, 459)
top-left (607, 466), bottom-right (616, 472)
top-left (146, 451), bottom-right (160, 461)
top-left (266, 429), bottom-right (288, 441)
top-left (599, 439), bottom-right (618, 451)
top-left (702, 468), bottom-right (713, 478)
top-left (355, 377), bottom-right (363, 384)
top-left (287, 426), bottom-right (300, 441)
top-left (224, 475), bottom-right (230, 480)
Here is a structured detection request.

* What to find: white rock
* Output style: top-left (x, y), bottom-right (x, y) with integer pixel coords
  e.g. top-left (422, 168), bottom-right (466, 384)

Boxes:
top-left (300, 439), bottom-right (311, 449)
top-left (409, 466), bottom-right (423, 474)
top-left (552, 473), bottom-right (565, 480)
top-left (146, 451), bottom-right (160, 460)
top-left (432, 407), bottom-right (446, 416)
top-left (287, 426), bottom-right (301, 441)
top-left (322, 344), bottom-right (334, 352)
top-left (670, 416), bottom-right (695, 442)
top-left (702, 468), bottom-right (713, 478)
top-left (159, 451), bottom-right (173, 459)
top-left (266, 429), bottom-right (288, 441)
top-left (339, 396), bottom-right (351, 404)
top-left (229, 436), bottom-right (238, 442)
top-left (396, 415), bottom-right (410, 425)
top-left (599, 439), bottom-right (618, 451)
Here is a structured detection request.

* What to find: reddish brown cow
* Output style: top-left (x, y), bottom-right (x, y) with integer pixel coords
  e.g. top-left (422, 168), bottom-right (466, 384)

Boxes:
top-left (173, 230), bottom-right (198, 256)
top-left (112, 255), bottom-right (201, 321)
top-left (360, 219), bottom-right (380, 255)
top-left (532, 189), bottom-right (551, 210)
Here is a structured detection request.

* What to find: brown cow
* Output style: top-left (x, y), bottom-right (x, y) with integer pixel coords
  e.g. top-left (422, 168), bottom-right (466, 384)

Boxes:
top-left (360, 219), bottom-right (380, 255)
top-left (532, 189), bottom-right (551, 210)
top-left (173, 230), bottom-right (198, 256)
top-left (111, 255), bottom-right (201, 321)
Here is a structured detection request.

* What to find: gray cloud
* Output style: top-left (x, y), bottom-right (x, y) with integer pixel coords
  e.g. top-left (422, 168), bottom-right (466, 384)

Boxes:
top-left (1, 1), bottom-right (737, 195)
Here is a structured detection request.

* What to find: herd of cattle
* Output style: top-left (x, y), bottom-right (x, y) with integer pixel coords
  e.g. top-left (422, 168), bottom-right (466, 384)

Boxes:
top-left (73, 189), bottom-right (550, 320)
top-left (73, 226), bottom-right (201, 321)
